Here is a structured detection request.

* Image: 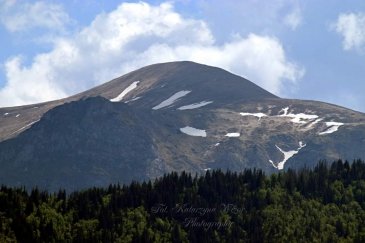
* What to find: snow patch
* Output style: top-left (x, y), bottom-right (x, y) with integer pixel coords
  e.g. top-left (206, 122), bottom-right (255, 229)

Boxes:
top-left (110, 81), bottom-right (140, 102)
top-left (15, 114), bottom-right (20, 118)
top-left (269, 160), bottom-right (277, 169)
top-left (319, 122), bottom-right (344, 135)
top-left (125, 96), bottom-right (141, 103)
top-left (10, 120), bottom-right (40, 136)
top-left (180, 126), bottom-right (207, 137)
top-left (204, 168), bottom-right (211, 171)
top-left (280, 107), bottom-right (290, 116)
top-left (153, 91), bottom-right (191, 110)
top-left (240, 107), bottom-right (318, 124)
top-left (178, 101), bottom-right (213, 110)
top-left (4, 113), bottom-right (9, 116)
top-left (269, 142), bottom-right (306, 170)
top-left (277, 107), bottom-right (318, 124)
top-left (225, 133), bottom-right (240, 137)
top-left (307, 118), bottom-right (323, 128)
top-left (285, 113), bottom-right (319, 124)
top-left (215, 143), bottom-right (220, 147)
top-left (240, 112), bottom-right (267, 120)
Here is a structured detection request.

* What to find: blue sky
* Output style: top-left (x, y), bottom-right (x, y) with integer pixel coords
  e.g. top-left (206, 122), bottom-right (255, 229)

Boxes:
top-left (0, 0), bottom-right (365, 112)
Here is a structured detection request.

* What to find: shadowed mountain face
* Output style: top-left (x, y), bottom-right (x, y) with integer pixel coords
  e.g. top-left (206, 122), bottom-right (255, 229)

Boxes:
top-left (0, 97), bottom-right (157, 191)
top-left (0, 61), bottom-right (364, 191)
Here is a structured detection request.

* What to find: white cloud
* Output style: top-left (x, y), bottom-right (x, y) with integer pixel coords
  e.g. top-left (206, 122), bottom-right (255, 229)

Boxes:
top-left (0, 1), bottom-right (304, 107)
top-left (334, 12), bottom-right (365, 51)
top-left (284, 7), bottom-right (302, 30)
top-left (1, 55), bottom-right (67, 105)
top-left (0, 0), bottom-right (71, 32)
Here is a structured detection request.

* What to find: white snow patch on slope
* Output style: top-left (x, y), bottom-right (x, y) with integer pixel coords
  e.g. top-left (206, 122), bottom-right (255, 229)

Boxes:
top-left (215, 143), bottom-right (220, 146)
top-left (204, 168), bottom-right (211, 171)
top-left (240, 112), bottom-right (267, 120)
top-left (10, 120), bottom-right (40, 136)
top-left (307, 118), bottom-right (323, 128)
top-left (4, 113), bottom-right (9, 116)
top-left (319, 122), bottom-right (344, 135)
top-left (280, 107), bottom-right (290, 116)
top-left (178, 101), bottom-right (213, 110)
top-left (180, 126), bottom-right (207, 137)
top-left (277, 107), bottom-right (318, 124)
top-left (240, 107), bottom-right (318, 124)
top-left (269, 160), bottom-right (277, 169)
top-left (110, 81), bottom-right (140, 102)
top-left (153, 91), bottom-right (191, 110)
top-left (125, 96), bottom-right (141, 103)
top-left (269, 141), bottom-right (306, 170)
top-left (15, 114), bottom-right (20, 118)
top-left (225, 133), bottom-right (240, 137)
top-left (285, 113), bottom-right (319, 124)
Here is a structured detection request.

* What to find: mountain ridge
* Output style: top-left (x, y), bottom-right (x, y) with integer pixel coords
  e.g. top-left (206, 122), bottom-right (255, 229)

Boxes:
top-left (0, 61), bottom-right (364, 191)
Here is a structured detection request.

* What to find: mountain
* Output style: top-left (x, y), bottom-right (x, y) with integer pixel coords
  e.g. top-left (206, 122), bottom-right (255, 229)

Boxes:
top-left (0, 61), bottom-right (364, 191)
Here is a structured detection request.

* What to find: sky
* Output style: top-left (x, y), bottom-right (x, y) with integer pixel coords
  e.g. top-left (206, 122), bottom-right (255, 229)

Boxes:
top-left (0, 0), bottom-right (364, 112)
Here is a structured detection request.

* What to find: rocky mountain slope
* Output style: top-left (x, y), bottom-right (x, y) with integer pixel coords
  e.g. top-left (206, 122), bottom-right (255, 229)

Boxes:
top-left (0, 61), bottom-right (364, 191)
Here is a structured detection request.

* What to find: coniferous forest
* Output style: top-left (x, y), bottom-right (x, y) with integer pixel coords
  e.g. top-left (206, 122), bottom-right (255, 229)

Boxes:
top-left (2, 160), bottom-right (365, 242)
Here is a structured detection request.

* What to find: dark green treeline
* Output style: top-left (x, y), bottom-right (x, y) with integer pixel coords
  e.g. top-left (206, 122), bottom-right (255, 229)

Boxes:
top-left (1, 159), bottom-right (365, 242)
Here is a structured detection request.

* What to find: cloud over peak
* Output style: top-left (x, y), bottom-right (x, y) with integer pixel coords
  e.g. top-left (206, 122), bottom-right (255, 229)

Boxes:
top-left (0, 1), bottom-right (304, 107)
top-left (0, 0), bottom-right (71, 32)
top-left (284, 7), bottom-right (302, 30)
top-left (334, 12), bottom-right (365, 52)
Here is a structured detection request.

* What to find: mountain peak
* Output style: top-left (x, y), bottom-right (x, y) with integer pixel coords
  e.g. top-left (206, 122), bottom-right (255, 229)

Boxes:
top-left (0, 62), bottom-right (364, 191)
top-left (81, 61), bottom-right (278, 108)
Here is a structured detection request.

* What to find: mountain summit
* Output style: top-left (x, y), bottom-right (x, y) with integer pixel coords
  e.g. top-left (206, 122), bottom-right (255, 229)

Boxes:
top-left (0, 61), bottom-right (364, 191)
